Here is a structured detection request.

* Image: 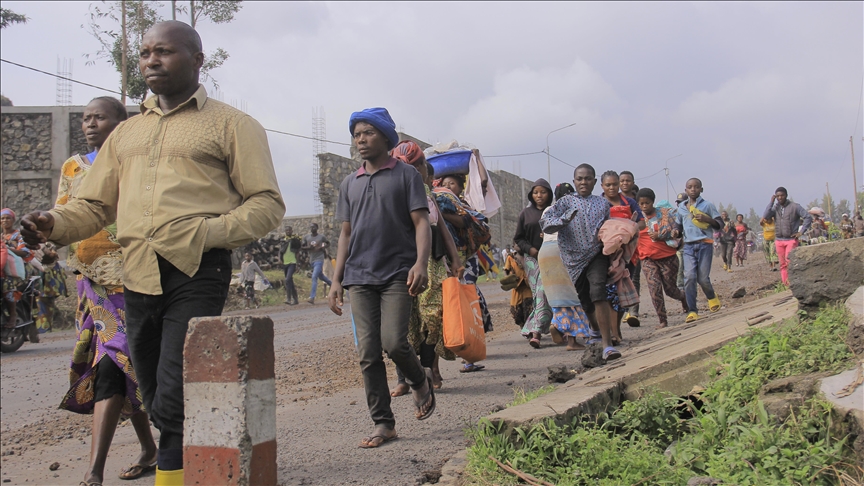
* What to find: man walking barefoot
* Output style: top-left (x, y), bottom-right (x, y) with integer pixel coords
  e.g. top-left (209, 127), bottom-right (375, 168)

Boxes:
top-left (329, 107), bottom-right (435, 449)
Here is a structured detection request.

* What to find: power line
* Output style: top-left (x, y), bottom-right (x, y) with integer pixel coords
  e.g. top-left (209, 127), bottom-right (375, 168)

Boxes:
top-left (264, 128), bottom-right (350, 146)
top-left (2, 58), bottom-right (123, 95)
top-left (544, 151), bottom-right (577, 169)
top-left (484, 150), bottom-right (545, 158)
top-left (2, 57), bottom-right (352, 146)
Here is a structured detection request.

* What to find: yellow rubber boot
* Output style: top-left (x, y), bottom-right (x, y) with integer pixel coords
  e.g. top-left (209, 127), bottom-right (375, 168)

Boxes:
top-left (154, 468), bottom-right (184, 486)
top-left (708, 297), bottom-right (721, 313)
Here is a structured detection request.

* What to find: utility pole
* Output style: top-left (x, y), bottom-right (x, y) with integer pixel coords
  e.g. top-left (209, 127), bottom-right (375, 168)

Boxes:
top-left (190, 0), bottom-right (196, 28)
top-left (852, 136), bottom-right (859, 215)
top-left (171, 0), bottom-right (176, 20)
top-left (826, 182), bottom-right (833, 221)
top-left (120, 0), bottom-right (127, 105)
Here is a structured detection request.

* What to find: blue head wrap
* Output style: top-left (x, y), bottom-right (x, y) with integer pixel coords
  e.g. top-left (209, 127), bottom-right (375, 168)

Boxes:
top-left (348, 107), bottom-right (399, 150)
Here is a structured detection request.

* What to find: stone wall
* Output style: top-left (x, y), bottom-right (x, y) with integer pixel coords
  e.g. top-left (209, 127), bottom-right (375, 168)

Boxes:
top-left (1, 105), bottom-right (139, 216)
top-left (281, 214), bottom-right (326, 237)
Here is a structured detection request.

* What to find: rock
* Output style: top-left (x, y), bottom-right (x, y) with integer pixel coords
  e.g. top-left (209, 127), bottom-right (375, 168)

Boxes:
top-left (758, 372), bottom-right (831, 422)
top-left (547, 365), bottom-right (576, 383)
top-left (788, 238), bottom-right (864, 308)
top-left (845, 287), bottom-right (864, 356)
top-left (48, 462), bottom-right (60, 471)
top-left (731, 287), bottom-right (746, 298)
top-left (581, 342), bottom-right (605, 369)
top-left (819, 365), bottom-right (864, 464)
top-left (687, 478), bottom-right (724, 486)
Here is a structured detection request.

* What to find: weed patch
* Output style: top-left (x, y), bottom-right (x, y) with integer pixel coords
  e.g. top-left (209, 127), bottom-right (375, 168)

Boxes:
top-left (508, 385), bottom-right (556, 408)
top-left (465, 305), bottom-right (861, 485)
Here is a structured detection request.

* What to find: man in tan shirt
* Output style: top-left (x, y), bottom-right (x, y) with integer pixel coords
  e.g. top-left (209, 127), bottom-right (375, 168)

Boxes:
top-left (21, 21), bottom-right (285, 482)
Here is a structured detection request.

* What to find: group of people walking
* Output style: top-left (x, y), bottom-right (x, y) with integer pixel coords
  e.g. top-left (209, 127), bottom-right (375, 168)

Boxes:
top-left (2, 18), bottom-right (854, 483)
top-left (504, 169), bottom-right (727, 361)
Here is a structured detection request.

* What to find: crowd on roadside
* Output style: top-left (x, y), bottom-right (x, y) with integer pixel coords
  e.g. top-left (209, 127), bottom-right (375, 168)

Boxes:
top-left (2, 18), bottom-right (864, 484)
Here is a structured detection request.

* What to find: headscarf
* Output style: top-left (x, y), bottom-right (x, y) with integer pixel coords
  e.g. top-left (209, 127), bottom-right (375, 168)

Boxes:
top-left (0, 208), bottom-right (14, 220)
top-left (348, 107), bottom-right (399, 150)
top-left (391, 140), bottom-right (426, 166)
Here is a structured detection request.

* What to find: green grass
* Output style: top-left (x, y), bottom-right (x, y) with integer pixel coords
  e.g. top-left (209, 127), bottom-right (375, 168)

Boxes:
top-left (507, 385), bottom-right (556, 408)
top-left (464, 305), bottom-right (861, 486)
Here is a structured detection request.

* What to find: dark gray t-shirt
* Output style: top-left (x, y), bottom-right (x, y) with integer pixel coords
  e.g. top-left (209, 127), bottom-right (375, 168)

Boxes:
top-left (302, 234), bottom-right (328, 263)
top-left (336, 159), bottom-right (428, 287)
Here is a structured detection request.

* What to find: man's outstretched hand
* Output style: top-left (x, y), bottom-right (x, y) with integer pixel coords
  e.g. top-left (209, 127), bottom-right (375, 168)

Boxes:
top-left (20, 211), bottom-right (54, 249)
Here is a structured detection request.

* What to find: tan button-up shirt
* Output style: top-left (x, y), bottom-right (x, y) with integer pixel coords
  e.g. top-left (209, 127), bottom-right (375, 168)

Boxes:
top-left (50, 85), bottom-right (286, 294)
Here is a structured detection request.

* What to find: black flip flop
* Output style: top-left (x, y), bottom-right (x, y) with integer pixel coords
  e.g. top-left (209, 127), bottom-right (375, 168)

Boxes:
top-left (414, 376), bottom-right (436, 420)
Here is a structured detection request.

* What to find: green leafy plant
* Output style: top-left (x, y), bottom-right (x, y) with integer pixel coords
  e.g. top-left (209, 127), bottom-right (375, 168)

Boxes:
top-left (465, 305), bottom-right (861, 486)
top-left (507, 385), bottom-right (556, 408)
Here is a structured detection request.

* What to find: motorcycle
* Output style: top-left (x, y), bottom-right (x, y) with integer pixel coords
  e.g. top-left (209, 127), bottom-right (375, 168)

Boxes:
top-left (1, 275), bottom-right (41, 353)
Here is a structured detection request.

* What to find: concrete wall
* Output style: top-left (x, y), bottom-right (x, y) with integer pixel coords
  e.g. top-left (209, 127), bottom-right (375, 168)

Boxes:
top-left (1, 105), bottom-right (139, 215)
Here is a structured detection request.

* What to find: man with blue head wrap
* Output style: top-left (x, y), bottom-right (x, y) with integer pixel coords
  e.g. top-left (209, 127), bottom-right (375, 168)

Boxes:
top-left (348, 107), bottom-right (400, 150)
top-left (330, 107), bottom-right (436, 448)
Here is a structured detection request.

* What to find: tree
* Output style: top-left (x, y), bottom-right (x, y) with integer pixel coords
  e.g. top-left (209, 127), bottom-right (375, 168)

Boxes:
top-left (187, 0), bottom-right (241, 28)
top-left (835, 199), bottom-right (851, 218)
top-left (0, 8), bottom-right (28, 29)
top-left (85, 1), bottom-right (241, 103)
top-left (171, 1), bottom-right (240, 88)
top-left (745, 207), bottom-right (760, 230)
top-left (717, 202), bottom-right (739, 218)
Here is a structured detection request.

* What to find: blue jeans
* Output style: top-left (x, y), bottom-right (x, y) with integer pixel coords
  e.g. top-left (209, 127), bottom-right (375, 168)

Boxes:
top-left (309, 260), bottom-right (332, 300)
top-left (682, 242), bottom-right (717, 313)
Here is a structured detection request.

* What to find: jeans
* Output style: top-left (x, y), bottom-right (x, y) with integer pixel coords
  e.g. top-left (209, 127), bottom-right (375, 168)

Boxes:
top-left (284, 263), bottom-right (298, 302)
top-left (350, 279), bottom-right (426, 429)
top-left (309, 259), bottom-right (332, 300)
top-left (124, 249), bottom-right (231, 470)
top-left (682, 242), bottom-right (717, 314)
top-left (775, 239), bottom-right (798, 285)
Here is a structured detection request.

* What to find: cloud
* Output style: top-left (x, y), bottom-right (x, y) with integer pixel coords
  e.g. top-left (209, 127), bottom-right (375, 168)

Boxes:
top-left (452, 60), bottom-right (626, 149)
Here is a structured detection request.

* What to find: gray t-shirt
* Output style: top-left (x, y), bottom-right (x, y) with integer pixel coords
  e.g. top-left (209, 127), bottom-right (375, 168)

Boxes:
top-left (336, 158), bottom-right (428, 287)
top-left (302, 234), bottom-right (329, 263)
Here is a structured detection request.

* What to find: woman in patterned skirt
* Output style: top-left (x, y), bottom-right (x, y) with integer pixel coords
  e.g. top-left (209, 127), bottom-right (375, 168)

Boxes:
top-left (56, 97), bottom-right (157, 485)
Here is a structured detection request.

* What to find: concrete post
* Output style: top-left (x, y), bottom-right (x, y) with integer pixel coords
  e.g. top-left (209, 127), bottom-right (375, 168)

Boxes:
top-left (183, 316), bottom-right (277, 485)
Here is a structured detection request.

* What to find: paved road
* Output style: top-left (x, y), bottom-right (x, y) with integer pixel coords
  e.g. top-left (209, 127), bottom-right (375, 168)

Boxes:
top-left (0, 261), bottom-right (777, 485)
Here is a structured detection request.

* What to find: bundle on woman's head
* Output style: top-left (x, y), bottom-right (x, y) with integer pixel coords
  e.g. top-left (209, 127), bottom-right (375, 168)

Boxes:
top-left (1, 208), bottom-right (15, 220)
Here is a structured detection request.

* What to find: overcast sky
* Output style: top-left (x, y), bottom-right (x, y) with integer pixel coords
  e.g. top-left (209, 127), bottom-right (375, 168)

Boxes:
top-left (2, 1), bottom-right (862, 217)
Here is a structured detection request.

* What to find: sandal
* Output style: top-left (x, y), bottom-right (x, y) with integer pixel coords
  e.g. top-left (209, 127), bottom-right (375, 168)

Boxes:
top-left (359, 427), bottom-right (398, 449)
top-left (413, 376), bottom-right (436, 420)
top-left (460, 363), bottom-right (485, 373)
top-left (586, 330), bottom-right (602, 345)
top-left (603, 347), bottom-right (622, 361)
top-left (529, 337), bottom-right (540, 348)
top-left (119, 459), bottom-right (156, 480)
